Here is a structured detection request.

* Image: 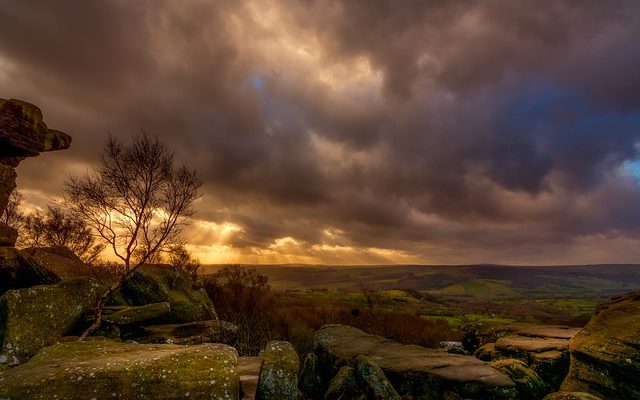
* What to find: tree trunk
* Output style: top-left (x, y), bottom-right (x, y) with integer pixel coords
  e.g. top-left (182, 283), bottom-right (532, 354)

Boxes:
top-left (77, 276), bottom-right (127, 341)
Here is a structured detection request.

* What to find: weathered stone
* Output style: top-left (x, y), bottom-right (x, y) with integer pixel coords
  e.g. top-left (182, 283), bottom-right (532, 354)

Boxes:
top-left (299, 353), bottom-right (324, 400)
top-left (560, 291), bottom-right (640, 399)
top-left (256, 340), bottom-right (299, 400)
top-left (471, 326), bottom-right (575, 391)
top-left (137, 319), bottom-right (238, 345)
top-left (543, 392), bottom-right (603, 400)
top-left (0, 99), bottom-right (71, 157)
top-left (314, 325), bottom-right (518, 400)
top-left (324, 366), bottom-right (363, 400)
top-left (353, 355), bottom-right (401, 400)
top-left (0, 339), bottom-right (239, 399)
top-left (489, 359), bottom-right (551, 400)
top-left (117, 264), bottom-right (217, 323)
top-left (0, 278), bottom-right (100, 369)
top-left (98, 302), bottom-right (171, 325)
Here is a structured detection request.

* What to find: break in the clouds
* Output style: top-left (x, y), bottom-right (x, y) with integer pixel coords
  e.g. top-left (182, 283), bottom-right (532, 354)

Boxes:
top-left (2, 0), bottom-right (640, 264)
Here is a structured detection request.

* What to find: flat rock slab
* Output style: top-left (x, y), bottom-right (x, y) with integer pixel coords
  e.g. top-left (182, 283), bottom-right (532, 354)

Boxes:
top-left (0, 339), bottom-right (239, 400)
top-left (314, 325), bottom-right (518, 400)
top-left (515, 325), bottom-right (581, 340)
top-left (495, 336), bottom-right (570, 353)
top-left (239, 357), bottom-right (262, 400)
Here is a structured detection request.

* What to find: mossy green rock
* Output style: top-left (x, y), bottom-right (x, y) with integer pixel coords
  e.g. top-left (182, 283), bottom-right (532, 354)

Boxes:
top-left (0, 278), bottom-right (100, 369)
top-left (118, 264), bottom-right (217, 323)
top-left (560, 291), bottom-right (640, 399)
top-left (0, 339), bottom-right (239, 399)
top-left (314, 325), bottom-right (518, 400)
top-left (299, 353), bottom-right (323, 400)
top-left (324, 366), bottom-right (363, 400)
top-left (353, 355), bottom-right (401, 400)
top-left (489, 359), bottom-right (551, 400)
top-left (256, 340), bottom-right (299, 400)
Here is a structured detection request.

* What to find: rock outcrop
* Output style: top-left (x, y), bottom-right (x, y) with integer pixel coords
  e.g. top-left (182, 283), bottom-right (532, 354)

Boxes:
top-left (0, 99), bottom-right (71, 246)
top-left (256, 341), bottom-right (300, 400)
top-left (470, 323), bottom-right (580, 390)
top-left (312, 324), bottom-right (518, 399)
top-left (0, 278), bottom-right (100, 369)
top-left (559, 291), bottom-right (640, 399)
top-left (0, 338), bottom-right (240, 399)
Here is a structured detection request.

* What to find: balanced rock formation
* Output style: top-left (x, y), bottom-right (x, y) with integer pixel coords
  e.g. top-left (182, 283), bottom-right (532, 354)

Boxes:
top-left (0, 338), bottom-right (240, 399)
top-left (0, 99), bottom-right (71, 246)
top-left (311, 324), bottom-right (519, 399)
top-left (560, 291), bottom-right (640, 399)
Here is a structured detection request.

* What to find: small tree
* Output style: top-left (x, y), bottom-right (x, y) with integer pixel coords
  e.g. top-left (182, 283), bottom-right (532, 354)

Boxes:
top-left (65, 133), bottom-right (202, 341)
top-left (20, 206), bottom-right (104, 264)
top-left (168, 244), bottom-right (201, 283)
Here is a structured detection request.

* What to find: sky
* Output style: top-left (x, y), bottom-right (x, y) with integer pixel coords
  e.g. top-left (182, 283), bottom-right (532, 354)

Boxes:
top-left (1, 0), bottom-right (640, 265)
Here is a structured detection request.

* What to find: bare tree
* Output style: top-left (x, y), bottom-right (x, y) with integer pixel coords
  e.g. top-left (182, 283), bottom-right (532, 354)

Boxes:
top-left (359, 283), bottom-right (378, 329)
top-left (20, 206), bottom-right (104, 264)
top-left (65, 133), bottom-right (202, 341)
top-left (168, 244), bottom-right (201, 282)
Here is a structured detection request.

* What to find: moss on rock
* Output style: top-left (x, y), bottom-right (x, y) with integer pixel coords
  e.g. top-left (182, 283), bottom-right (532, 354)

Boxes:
top-left (324, 366), bottom-right (363, 400)
top-left (353, 355), bottom-right (401, 400)
top-left (117, 264), bottom-right (217, 323)
top-left (0, 278), bottom-right (100, 370)
top-left (256, 340), bottom-right (299, 400)
top-left (0, 339), bottom-right (239, 399)
top-left (489, 359), bottom-right (551, 400)
top-left (299, 353), bottom-right (323, 400)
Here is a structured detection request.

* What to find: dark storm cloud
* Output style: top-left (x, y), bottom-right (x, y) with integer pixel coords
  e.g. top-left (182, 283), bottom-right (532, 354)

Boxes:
top-left (2, 0), bottom-right (640, 263)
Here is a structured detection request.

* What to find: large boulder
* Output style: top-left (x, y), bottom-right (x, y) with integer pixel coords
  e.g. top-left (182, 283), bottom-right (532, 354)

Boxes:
top-left (313, 324), bottom-right (518, 400)
top-left (0, 338), bottom-right (239, 399)
top-left (0, 278), bottom-right (100, 370)
top-left (0, 247), bottom-right (63, 296)
top-left (560, 291), bottom-right (640, 399)
top-left (116, 264), bottom-right (217, 323)
top-left (256, 341), bottom-right (300, 400)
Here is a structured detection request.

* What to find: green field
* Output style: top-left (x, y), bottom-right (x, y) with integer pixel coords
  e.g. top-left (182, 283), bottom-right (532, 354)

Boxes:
top-left (202, 263), bottom-right (640, 328)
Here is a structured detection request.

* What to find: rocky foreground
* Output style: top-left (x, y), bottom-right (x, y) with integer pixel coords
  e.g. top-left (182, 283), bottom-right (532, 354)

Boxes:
top-left (1, 100), bottom-right (639, 399)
